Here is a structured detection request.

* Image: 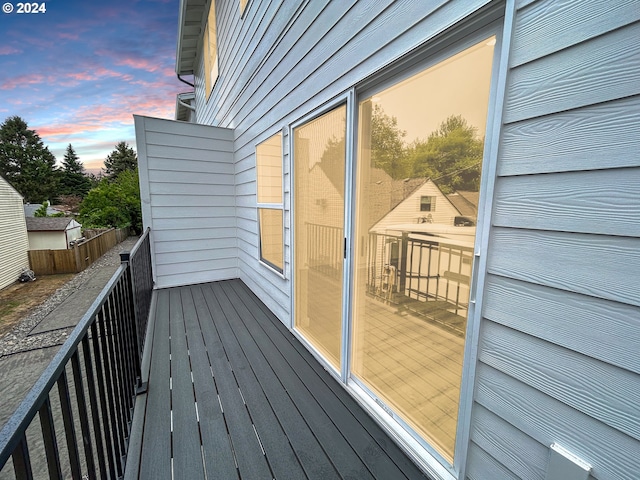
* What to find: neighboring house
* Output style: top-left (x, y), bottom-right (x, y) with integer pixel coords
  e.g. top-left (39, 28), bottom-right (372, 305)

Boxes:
top-left (23, 203), bottom-right (61, 217)
top-left (135, 1), bottom-right (640, 479)
top-left (25, 217), bottom-right (82, 250)
top-left (0, 176), bottom-right (29, 290)
top-left (372, 178), bottom-right (472, 232)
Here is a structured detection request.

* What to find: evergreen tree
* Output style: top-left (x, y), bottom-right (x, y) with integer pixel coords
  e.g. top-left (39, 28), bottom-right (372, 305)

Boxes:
top-left (62, 144), bottom-right (83, 174)
top-left (59, 144), bottom-right (91, 197)
top-left (104, 142), bottom-right (137, 179)
top-left (0, 116), bottom-right (59, 203)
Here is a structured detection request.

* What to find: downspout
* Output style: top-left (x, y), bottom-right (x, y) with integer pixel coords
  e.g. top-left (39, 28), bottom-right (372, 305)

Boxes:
top-left (177, 74), bottom-right (194, 88)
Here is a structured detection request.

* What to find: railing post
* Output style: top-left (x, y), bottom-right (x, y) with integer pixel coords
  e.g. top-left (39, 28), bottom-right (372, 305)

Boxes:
top-left (399, 232), bottom-right (409, 295)
top-left (120, 252), bottom-right (147, 395)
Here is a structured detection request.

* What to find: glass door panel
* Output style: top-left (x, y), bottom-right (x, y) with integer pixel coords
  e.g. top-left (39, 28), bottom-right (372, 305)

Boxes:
top-left (352, 37), bottom-right (496, 461)
top-left (294, 105), bottom-right (347, 370)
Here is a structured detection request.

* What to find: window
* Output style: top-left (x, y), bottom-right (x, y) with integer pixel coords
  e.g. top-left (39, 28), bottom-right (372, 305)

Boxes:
top-left (203, 1), bottom-right (218, 99)
top-left (256, 132), bottom-right (284, 273)
top-left (420, 195), bottom-right (435, 212)
top-left (239, 0), bottom-right (248, 16)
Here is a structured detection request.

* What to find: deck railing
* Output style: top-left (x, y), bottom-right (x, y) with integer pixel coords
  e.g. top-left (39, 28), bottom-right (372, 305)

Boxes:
top-left (0, 229), bottom-right (153, 480)
top-left (306, 223), bottom-right (343, 279)
top-left (367, 231), bottom-right (473, 319)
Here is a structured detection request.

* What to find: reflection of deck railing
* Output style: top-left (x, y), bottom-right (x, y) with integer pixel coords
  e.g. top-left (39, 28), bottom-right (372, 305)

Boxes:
top-left (0, 229), bottom-right (153, 479)
top-left (367, 232), bottom-right (473, 333)
top-left (306, 223), bottom-right (343, 279)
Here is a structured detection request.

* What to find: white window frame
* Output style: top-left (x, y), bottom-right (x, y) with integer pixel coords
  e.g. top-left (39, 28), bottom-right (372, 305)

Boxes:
top-left (256, 131), bottom-right (285, 277)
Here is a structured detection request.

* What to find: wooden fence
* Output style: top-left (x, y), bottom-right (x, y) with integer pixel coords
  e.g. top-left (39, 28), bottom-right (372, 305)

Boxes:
top-left (28, 227), bottom-right (129, 275)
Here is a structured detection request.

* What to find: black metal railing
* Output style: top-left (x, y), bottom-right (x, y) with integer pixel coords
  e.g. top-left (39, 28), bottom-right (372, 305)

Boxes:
top-left (0, 229), bottom-right (153, 479)
top-left (367, 231), bottom-right (473, 323)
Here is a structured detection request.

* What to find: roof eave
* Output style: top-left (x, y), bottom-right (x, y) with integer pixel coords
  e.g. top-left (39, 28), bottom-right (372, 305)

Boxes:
top-left (175, 0), bottom-right (208, 76)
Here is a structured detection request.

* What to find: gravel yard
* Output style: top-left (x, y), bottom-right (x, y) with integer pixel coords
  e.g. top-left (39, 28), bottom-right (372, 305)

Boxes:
top-left (0, 236), bottom-right (139, 358)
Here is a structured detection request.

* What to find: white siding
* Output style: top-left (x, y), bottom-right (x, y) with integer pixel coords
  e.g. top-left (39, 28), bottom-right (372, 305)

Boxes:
top-left (27, 231), bottom-right (67, 250)
top-left (167, 0), bottom-right (640, 478)
top-left (373, 180), bottom-right (461, 231)
top-left (469, 0), bottom-right (640, 479)
top-left (193, 0), bottom-right (490, 324)
top-left (0, 176), bottom-right (29, 289)
top-left (134, 115), bottom-right (237, 289)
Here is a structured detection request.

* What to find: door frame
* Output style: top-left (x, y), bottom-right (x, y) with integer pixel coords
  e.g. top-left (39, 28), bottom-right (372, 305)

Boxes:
top-left (286, 2), bottom-right (513, 477)
top-left (342, 8), bottom-right (512, 480)
top-left (289, 93), bottom-right (352, 379)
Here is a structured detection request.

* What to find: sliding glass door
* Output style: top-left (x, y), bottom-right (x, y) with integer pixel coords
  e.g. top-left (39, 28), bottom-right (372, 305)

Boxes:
top-left (292, 33), bottom-right (497, 470)
top-left (352, 37), bottom-right (496, 461)
top-left (293, 105), bottom-right (347, 370)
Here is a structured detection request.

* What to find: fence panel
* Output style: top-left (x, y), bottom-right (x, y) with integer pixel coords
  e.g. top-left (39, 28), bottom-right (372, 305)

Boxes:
top-left (28, 250), bottom-right (77, 276)
top-left (28, 228), bottom-right (129, 276)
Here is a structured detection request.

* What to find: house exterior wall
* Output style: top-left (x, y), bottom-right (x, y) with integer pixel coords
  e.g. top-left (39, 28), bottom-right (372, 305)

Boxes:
top-left (373, 180), bottom-right (461, 231)
top-left (194, 0), bottom-right (492, 324)
top-left (466, 1), bottom-right (640, 478)
top-left (0, 176), bottom-right (29, 289)
top-left (27, 231), bottom-right (68, 250)
top-left (156, 0), bottom-right (640, 478)
top-left (66, 224), bottom-right (82, 244)
top-left (134, 115), bottom-right (237, 289)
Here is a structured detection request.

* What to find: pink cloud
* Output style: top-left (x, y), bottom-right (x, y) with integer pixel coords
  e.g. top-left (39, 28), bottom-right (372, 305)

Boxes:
top-left (0, 46), bottom-right (22, 55)
top-left (114, 57), bottom-right (162, 73)
top-left (1, 73), bottom-right (47, 90)
top-left (58, 32), bottom-right (80, 41)
top-left (33, 91), bottom-right (175, 141)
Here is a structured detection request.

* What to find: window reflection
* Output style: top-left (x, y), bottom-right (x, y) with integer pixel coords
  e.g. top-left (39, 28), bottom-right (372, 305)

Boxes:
top-left (353, 37), bottom-right (495, 461)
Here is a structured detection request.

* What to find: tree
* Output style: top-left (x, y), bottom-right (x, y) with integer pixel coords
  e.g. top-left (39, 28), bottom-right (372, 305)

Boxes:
top-left (0, 116), bottom-right (59, 203)
top-left (104, 142), bottom-right (137, 179)
top-left (56, 194), bottom-right (83, 215)
top-left (62, 144), bottom-right (83, 174)
top-left (78, 168), bottom-right (142, 233)
top-left (409, 115), bottom-right (484, 193)
top-left (59, 144), bottom-right (92, 197)
top-left (34, 201), bottom-right (49, 217)
top-left (369, 104), bottom-right (409, 179)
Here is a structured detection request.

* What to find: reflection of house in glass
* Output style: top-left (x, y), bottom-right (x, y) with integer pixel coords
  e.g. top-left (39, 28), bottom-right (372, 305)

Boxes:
top-left (366, 178), bottom-right (478, 336)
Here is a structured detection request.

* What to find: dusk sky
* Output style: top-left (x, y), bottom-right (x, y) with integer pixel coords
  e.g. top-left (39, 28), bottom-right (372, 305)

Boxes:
top-left (0, 0), bottom-right (187, 173)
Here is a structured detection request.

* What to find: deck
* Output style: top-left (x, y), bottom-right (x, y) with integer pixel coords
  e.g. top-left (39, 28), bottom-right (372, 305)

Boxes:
top-left (125, 279), bottom-right (429, 480)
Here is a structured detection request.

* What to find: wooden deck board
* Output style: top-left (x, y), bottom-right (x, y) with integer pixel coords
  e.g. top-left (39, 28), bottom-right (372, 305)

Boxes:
top-left (182, 287), bottom-right (239, 479)
top-left (202, 283), bottom-right (340, 480)
top-left (138, 290), bottom-right (171, 478)
top-left (214, 282), bottom-right (375, 480)
top-left (229, 281), bottom-right (428, 480)
top-left (132, 279), bottom-right (430, 480)
top-left (198, 286), bottom-right (273, 480)
top-left (203, 283), bottom-right (305, 480)
top-left (169, 288), bottom-right (205, 480)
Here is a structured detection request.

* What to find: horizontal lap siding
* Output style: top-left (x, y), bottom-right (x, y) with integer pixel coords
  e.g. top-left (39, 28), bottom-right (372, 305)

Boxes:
top-left (470, 0), bottom-right (640, 478)
top-left (0, 178), bottom-right (29, 289)
top-left (135, 115), bottom-right (237, 289)
top-left (197, 0), bottom-right (489, 324)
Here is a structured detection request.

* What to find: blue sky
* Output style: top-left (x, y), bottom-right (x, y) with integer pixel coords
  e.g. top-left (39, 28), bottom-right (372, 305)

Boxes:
top-left (0, 0), bottom-right (187, 173)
